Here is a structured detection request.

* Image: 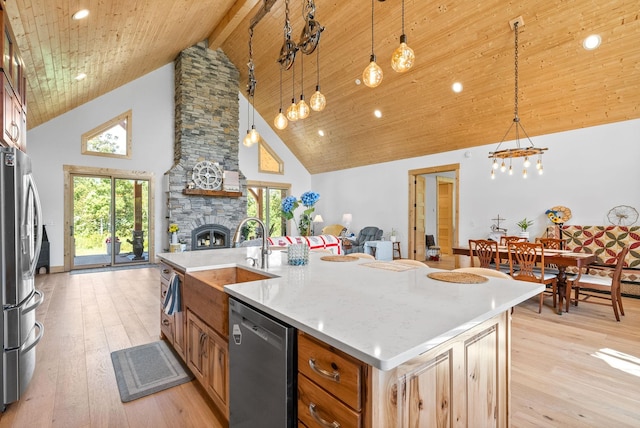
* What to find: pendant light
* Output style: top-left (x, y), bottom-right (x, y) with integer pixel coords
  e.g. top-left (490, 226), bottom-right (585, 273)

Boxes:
top-left (362, 0), bottom-right (383, 88)
top-left (244, 27), bottom-right (259, 147)
top-left (391, 0), bottom-right (415, 73)
top-left (286, 62), bottom-right (299, 122)
top-left (297, 54), bottom-right (310, 119)
top-left (488, 17), bottom-right (547, 179)
top-left (309, 45), bottom-right (326, 111)
top-left (274, 68), bottom-right (288, 130)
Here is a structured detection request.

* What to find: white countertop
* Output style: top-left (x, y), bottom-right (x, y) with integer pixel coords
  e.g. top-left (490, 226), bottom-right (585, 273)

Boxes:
top-left (158, 248), bottom-right (543, 371)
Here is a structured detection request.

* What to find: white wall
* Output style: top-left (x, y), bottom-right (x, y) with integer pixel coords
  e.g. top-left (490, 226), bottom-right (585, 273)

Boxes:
top-left (27, 65), bottom-right (312, 269)
top-left (312, 119), bottom-right (640, 258)
top-left (238, 93), bottom-right (311, 198)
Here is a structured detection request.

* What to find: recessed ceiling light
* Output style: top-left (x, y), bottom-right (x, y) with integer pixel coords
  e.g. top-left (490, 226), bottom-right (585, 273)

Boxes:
top-left (318, 130), bottom-right (325, 137)
top-left (374, 110), bottom-right (382, 118)
top-left (72, 9), bottom-right (90, 20)
top-left (75, 72), bottom-right (87, 81)
top-left (452, 82), bottom-right (463, 93)
top-left (583, 34), bottom-right (601, 50)
top-left (355, 78), bottom-right (361, 85)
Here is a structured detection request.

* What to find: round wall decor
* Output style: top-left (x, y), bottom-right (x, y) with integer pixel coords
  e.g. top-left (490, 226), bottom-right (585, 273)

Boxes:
top-left (192, 161), bottom-right (223, 190)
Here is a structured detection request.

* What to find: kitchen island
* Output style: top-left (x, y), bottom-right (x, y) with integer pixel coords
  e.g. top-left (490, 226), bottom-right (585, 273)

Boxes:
top-left (158, 247), bottom-right (543, 427)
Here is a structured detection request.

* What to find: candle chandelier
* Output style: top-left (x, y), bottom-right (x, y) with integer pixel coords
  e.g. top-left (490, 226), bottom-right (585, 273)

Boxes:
top-left (274, 0), bottom-right (325, 129)
top-left (489, 17), bottom-right (547, 179)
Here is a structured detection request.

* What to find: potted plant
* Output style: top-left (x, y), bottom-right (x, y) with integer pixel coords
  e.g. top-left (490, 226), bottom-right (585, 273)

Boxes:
top-left (516, 218), bottom-right (534, 240)
top-left (390, 228), bottom-right (397, 242)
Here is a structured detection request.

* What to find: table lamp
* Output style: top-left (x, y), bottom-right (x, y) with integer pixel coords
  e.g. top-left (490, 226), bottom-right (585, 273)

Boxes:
top-left (312, 214), bottom-right (324, 235)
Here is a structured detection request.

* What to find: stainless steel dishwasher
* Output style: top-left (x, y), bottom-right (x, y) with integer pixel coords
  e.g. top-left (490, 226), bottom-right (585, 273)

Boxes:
top-left (228, 297), bottom-right (296, 427)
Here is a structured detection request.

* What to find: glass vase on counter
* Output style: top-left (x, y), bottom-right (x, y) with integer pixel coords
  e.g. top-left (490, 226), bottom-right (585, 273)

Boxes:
top-left (287, 243), bottom-right (309, 266)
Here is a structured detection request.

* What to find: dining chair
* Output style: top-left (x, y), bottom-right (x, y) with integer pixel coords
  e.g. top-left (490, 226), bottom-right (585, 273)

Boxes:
top-left (536, 237), bottom-right (563, 250)
top-left (468, 239), bottom-right (499, 269)
top-left (508, 242), bottom-right (558, 313)
top-left (500, 235), bottom-right (528, 246)
top-left (571, 246), bottom-right (628, 321)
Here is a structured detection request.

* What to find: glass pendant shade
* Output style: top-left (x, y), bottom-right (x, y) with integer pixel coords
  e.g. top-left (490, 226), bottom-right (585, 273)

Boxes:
top-left (297, 96), bottom-right (310, 119)
top-left (242, 131), bottom-right (253, 147)
top-left (249, 126), bottom-right (260, 144)
top-left (391, 36), bottom-right (415, 73)
top-left (363, 56), bottom-right (383, 88)
top-left (274, 110), bottom-right (288, 130)
top-left (286, 100), bottom-right (299, 121)
top-left (310, 86), bottom-right (326, 111)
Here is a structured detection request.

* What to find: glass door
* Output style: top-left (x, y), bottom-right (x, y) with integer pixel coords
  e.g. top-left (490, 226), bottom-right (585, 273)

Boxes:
top-left (247, 185), bottom-right (288, 238)
top-left (71, 174), bottom-right (149, 269)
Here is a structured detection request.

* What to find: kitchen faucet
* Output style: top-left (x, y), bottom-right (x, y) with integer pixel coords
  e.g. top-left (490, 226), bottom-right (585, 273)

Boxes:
top-left (233, 217), bottom-right (269, 269)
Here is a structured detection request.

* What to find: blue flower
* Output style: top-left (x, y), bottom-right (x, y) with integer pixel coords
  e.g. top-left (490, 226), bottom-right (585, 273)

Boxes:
top-left (300, 191), bottom-right (320, 207)
top-left (281, 195), bottom-right (298, 213)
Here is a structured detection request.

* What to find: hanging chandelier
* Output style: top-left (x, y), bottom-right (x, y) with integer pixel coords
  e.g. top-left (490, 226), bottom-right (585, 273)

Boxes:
top-left (489, 17), bottom-right (547, 179)
top-left (243, 27), bottom-right (259, 147)
top-left (274, 0), bottom-right (324, 125)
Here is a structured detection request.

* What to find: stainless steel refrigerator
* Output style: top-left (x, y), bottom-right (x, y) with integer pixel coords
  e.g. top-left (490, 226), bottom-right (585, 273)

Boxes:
top-left (0, 147), bottom-right (44, 411)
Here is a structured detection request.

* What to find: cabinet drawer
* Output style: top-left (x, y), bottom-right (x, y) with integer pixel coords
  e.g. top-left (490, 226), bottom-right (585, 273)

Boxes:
top-left (298, 332), bottom-right (364, 411)
top-left (160, 311), bottom-right (174, 343)
top-left (298, 374), bottom-right (360, 428)
top-left (160, 262), bottom-right (174, 282)
top-left (160, 282), bottom-right (169, 302)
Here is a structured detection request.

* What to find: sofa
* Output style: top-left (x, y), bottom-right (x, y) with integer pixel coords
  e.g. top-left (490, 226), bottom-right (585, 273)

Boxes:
top-left (560, 225), bottom-right (640, 297)
top-left (267, 235), bottom-right (343, 255)
top-left (344, 226), bottom-right (383, 254)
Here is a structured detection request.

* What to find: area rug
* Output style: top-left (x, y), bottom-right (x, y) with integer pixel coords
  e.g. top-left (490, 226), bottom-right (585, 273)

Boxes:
top-left (111, 340), bottom-right (193, 402)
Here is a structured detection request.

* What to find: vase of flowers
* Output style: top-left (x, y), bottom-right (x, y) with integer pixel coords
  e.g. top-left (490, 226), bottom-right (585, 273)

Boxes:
top-left (169, 223), bottom-right (179, 244)
top-left (281, 191), bottom-right (320, 236)
top-left (105, 236), bottom-right (121, 255)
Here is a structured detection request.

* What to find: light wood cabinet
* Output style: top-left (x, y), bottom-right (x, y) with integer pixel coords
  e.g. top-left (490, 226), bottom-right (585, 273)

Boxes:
top-left (159, 262), bottom-right (186, 360)
top-left (186, 309), bottom-right (229, 418)
top-left (297, 331), bottom-right (368, 428)
top-left (370, 311), bottom-right (510, 427)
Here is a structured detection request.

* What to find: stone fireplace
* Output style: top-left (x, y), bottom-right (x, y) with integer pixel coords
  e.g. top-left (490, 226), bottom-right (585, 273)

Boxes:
top-left (165, 41), bottom-right (246, 250)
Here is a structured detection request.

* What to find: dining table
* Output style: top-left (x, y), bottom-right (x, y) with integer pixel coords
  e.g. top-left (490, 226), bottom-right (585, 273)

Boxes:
top-left (452, 245), bottom-right (597, 314)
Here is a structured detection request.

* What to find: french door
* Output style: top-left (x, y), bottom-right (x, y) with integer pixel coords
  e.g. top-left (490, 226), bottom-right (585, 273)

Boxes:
top-left (64, 166), bottom-right (153, 271)
top-left (246, 181), bottom-right (290, 239)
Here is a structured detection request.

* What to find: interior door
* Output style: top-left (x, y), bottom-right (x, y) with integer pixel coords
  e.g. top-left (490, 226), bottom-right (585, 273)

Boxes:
top-left (437, 177), bottom-right (454, 255)
top-left (414, 176), bottom-right (426, 261)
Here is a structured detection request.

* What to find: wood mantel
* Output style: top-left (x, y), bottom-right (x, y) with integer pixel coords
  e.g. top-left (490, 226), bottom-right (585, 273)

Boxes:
top-left (182, 189), bottom-right (242, 197)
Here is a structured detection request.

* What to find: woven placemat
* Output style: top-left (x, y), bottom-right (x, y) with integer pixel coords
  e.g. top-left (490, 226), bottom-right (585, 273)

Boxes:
top-left (427, 271), bottom-right (488, 284)
top-left (320, 255), bottom-right (358, 262)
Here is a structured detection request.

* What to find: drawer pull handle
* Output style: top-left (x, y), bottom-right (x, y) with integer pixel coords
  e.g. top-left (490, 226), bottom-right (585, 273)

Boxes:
top-left (309, 403), bottom-right (340, 428)
top-left (162, 269), bottom-right (171, 274)
top-left (162, 319), bottom-right (170, 326)
top-left (309, 358), bottom-right (340, 382)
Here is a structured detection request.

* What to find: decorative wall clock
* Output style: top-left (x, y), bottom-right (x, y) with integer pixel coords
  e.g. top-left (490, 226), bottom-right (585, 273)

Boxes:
top-left (191, 161), bottom-right (223, 190)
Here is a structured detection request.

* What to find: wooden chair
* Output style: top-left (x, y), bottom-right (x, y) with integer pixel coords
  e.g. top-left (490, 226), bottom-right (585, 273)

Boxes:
top-left (347, 252), bottom-right (375, 260)
top-left (468, 239), bottom-right (499, 269)
top-left (454, 267), bottom-right (512, 280)
top-left (571, 246), bottom-right (628, 321)
top-left (536, 237), bottom-right (563, 250)
top-left (500, 235), bottom-right (527, 246)
top-left (508, 242), bottom-right (558, 313)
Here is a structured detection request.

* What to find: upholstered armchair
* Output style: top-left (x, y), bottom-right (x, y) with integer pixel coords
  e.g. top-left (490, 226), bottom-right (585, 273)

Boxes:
top-left (344, 226), bottom-right (383, 254)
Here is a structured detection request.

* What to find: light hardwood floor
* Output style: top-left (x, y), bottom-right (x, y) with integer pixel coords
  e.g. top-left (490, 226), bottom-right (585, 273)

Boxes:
top-left (0, 266), bottom-right (638, 427)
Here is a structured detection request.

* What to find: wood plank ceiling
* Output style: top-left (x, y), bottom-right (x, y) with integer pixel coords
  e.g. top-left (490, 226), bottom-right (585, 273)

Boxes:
top-left (5, 0), bottom-right (640, 174)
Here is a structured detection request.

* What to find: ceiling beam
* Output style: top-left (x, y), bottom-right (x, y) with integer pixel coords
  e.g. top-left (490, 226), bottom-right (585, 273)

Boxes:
top-left (208, 0), bottom-right (262, 50)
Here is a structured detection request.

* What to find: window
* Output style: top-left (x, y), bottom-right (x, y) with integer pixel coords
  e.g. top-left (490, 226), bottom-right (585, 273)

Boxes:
top-left (246, 181), bottom-right (290, 238)
top-left (258, 140), bottom-right (284, 174)
top-left (81, 110), bottom-right (132, 159)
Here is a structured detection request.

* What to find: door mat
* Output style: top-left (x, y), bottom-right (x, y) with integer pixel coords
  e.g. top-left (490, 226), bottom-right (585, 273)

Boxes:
top-left (111, 340), bottom-right (193, 402)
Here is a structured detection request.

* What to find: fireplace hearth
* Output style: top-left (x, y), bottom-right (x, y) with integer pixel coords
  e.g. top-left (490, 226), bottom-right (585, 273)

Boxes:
top-left (191, 224), bottom-right (231, 251)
